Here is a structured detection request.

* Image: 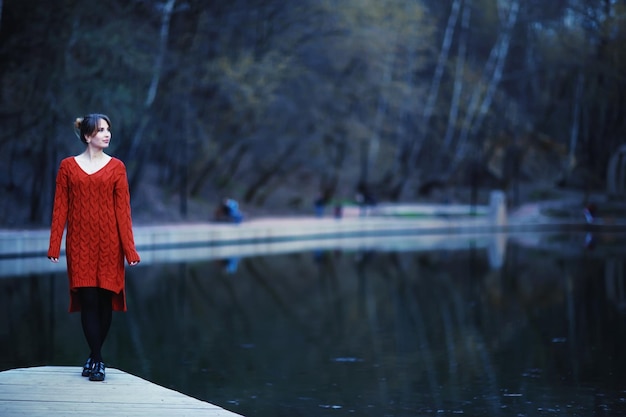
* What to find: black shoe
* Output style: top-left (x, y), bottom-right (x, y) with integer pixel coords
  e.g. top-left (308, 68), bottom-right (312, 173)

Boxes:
top-left (89, 361), bottom-right (106, 381)
top-left (81, 357), bottom-right (94, 377)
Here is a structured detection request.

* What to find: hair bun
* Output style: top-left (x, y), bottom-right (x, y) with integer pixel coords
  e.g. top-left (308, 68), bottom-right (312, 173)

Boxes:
top-left (73, 117), bottom-right (84, 139)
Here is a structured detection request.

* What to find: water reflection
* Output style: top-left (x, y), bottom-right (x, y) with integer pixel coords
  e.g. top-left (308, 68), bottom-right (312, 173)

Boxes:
top-left (2, 232), bottom-right (626, 416)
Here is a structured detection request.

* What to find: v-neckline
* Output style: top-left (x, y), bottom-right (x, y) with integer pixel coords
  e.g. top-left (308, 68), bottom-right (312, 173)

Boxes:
top-left (72, 156), bottom-right (113, 176)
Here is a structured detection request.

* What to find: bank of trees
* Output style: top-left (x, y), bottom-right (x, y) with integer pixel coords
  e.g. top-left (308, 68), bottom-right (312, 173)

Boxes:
top-left (0, 0), bottom-right (625, 225)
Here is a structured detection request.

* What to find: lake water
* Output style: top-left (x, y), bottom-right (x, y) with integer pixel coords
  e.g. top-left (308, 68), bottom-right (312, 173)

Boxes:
top-left (2, 231), bottom-right (626, 416)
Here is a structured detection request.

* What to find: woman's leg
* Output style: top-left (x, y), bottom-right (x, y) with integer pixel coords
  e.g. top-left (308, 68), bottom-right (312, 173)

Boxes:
top-left (78, 287), bottom-right (103, 362)
top-left (97, 288), bottom-right (113, 347)
top-left (78, 287), bottom-right (113, 363)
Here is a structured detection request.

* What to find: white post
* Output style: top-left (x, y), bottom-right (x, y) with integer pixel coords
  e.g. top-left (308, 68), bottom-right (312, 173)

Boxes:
top-left (488, 190), bottom-right (507, 269)
top-left (490, 190), bottom-right (507, 226)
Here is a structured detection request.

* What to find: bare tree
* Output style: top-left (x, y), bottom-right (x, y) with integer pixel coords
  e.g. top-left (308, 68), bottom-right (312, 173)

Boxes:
top-left (415, 0), bottom-right (463, 156)
top-left (449, 0), bottom-right (520, 173)
top-left (396, 0), bottom-right (464, 196)
top-left (127, 0), bottom-right (177, 192)
top-left (442, 0), bottom-right (471, 152)
top-left (568, 72), bottom-right (584, 168)
top-left (361, 43), bottom-right (396, 185)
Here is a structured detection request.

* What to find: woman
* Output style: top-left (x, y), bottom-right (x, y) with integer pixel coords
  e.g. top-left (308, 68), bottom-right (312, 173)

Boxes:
top-left (48, 114), bottom-right (140, 382)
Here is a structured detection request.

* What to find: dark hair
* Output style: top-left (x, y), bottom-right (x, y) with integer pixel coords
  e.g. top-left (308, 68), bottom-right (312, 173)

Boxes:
top-left (74, 113), bottom-right (111, 144)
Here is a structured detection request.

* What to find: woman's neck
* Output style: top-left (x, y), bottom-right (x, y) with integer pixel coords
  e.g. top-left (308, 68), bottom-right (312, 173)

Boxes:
top-left (82, 146), bottom-right (107, 160)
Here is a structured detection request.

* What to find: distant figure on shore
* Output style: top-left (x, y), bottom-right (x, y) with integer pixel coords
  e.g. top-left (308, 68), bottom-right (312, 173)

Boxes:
top-left (214, 198), bottom-right (244, 223)
top-left (355, 181), bottom-right (377, 216)
top-left (334, 202), bottom-right (343, 219)
top-left (47, 114), bottom-right (140, 382)
top-left (314, 192), bottom-right (327, 217)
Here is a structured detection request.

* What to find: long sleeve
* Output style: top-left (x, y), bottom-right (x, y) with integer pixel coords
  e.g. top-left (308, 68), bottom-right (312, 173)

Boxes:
top-left (48, 160), bottom-right (69, 258)
top-left (113, 162), bottom-right (140, 264)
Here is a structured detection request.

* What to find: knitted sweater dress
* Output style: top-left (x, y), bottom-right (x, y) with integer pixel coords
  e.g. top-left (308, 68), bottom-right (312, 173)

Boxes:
top-left (48, 157), bottom-right (140, 312)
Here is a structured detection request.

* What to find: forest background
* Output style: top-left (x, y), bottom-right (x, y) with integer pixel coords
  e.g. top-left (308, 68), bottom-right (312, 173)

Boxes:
top-left (0, 0), bottom-right (625, 227)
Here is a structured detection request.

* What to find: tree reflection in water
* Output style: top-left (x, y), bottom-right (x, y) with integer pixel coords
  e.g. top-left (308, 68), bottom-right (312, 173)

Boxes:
top-left (2, 232), bottom-right (626, 416)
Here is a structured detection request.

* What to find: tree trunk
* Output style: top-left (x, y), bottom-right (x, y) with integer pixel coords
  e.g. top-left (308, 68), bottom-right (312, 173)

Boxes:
top-left (442, 0), bottom-right (470, 151)
top-left (362, 44), bottom-right (395, 185)
top-left (127, 0), bottom-right (177, 193)
top-left (30, 140), bottom-right (48, 223)
top-left (179, 102), bottom-right (190, 218)
top-left (388, 0), bottom-right (463, 199)
top-left (320, 132), bottom-right (347, 202)
top-left (450, 0), bottom-right (519, 172)
top-left (421, 0), bottom-right (462, 130)
top-left (568, 72), bottom-right (584, 169)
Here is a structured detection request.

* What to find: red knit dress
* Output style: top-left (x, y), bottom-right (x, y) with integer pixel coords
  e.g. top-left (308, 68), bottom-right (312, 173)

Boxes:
top-left (48, 157), bottom-right (140, 312)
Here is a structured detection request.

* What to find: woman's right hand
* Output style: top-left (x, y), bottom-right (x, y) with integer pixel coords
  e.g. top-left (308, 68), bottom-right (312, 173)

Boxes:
top-left (48, 257), bottom-right (59, 263)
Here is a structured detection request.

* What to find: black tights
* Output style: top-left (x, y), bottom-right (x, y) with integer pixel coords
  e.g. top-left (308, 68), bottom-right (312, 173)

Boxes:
top-left (78, 287), bottom-right (113, 363)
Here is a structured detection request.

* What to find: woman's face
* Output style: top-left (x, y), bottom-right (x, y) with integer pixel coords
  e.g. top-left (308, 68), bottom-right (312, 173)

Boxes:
top-left (86, 119), bottom-right (111, 149)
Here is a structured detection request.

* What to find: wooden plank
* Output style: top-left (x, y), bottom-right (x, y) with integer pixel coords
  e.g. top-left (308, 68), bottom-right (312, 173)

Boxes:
top-left (0, 366), bottom-right (243, 417)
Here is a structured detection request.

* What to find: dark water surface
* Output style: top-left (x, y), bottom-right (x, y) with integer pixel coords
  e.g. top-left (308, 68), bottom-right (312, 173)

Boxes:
top-left (2, 231), bottom-right (626, 416)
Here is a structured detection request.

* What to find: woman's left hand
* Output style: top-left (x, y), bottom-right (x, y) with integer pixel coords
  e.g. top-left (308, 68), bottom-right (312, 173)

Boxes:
top-left (129, 261), bottom-right (140, 266)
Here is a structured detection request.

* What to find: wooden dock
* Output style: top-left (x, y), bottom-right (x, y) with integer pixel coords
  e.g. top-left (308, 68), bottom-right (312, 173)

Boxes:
top-left (0, 366), bottom-right (243, 416)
